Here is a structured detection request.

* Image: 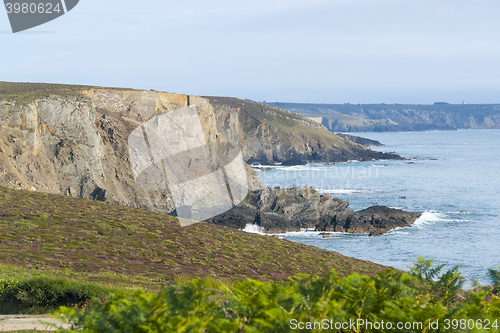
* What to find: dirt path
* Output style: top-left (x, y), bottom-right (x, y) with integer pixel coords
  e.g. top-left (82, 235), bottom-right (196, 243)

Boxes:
top-left (0, 315), bottom-right (70, 331)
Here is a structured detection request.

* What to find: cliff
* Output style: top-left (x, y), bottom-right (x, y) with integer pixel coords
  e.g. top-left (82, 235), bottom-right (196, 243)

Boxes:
top-left (0, 82), bottom-right (243, 216)
top-left (266, 102), bottom-right (500, 132)
top-left (207, 96), bottom-right (399, 165)
top-left (0, 81), bottom-right (402, 227)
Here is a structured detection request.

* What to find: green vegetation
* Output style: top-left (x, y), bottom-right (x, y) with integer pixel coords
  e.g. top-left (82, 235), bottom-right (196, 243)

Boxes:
top-left (0, 81), bottom-right (128, 105)
top-left (53, 258), bottom-right (500, 332)
top-left (0, 276), bottom-right (117, 314)
top-left (0, 81), bottom-right (92, 105)
top-left (488, 267), bottom-right (500, 289)
top-left (0, 185), bottom-right (386, 294)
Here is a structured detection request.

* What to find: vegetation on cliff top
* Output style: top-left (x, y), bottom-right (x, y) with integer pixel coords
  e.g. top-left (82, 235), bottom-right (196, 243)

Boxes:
top-left (0, 81), bottom-right (129, 105)
top-left (0, 81), bottom-right (92, 105)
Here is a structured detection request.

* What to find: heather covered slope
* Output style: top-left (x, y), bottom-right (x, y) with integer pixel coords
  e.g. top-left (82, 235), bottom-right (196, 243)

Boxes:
top-left (0, 81), bottom-right (98, 105)
top-left (0, 186), bottom-right (387, 291)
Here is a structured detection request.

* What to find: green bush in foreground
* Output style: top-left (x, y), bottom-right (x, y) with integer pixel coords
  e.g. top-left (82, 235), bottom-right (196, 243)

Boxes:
top-left (54, 258), bottom-right (500, 333)
top-left (488, 267), bottom-right (500, 288)
top-left (0, 277), bottom-right (117, 314)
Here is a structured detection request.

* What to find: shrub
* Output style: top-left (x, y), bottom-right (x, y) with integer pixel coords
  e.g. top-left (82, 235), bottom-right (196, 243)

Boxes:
top-left (55, 261), bottom-right (500, 332)
top-left (488, 267), bottom-right (500, 288)
top-left (0, 277), bottom-right (116, 314)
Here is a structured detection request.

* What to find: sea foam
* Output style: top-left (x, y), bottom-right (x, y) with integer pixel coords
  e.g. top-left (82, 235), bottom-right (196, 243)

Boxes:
top-left (413, 211), bottom-right (451, 228)
top-left (318, 189), bottom-right (371, 194)
top-left (241, 223), bottom-right (265, 234)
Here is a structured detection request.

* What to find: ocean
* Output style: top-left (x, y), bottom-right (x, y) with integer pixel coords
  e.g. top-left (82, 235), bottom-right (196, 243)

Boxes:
top-left (254, 129), bottom-right (500, 284)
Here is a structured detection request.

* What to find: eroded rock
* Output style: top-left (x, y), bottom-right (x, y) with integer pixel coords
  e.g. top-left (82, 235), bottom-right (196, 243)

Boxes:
top-left (208, 187), bottom-right (421, 236)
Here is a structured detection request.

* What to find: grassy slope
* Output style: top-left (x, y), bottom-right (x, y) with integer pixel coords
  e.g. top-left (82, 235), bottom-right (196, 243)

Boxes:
top-left (0, 186), bottom-right (387, 292)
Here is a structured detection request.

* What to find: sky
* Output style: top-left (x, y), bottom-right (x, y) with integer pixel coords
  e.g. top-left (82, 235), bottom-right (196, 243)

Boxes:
top-left (1, 0), bottom-right (500, 104)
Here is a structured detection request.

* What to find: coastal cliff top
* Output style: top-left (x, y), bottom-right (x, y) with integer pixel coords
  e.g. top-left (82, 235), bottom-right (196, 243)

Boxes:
top-left (0, 81), bottom-right (102, 105)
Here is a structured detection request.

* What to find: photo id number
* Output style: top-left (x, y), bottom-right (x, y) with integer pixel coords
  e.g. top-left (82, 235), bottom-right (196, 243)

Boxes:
top-left (5, 2), bottom-right (62, 14)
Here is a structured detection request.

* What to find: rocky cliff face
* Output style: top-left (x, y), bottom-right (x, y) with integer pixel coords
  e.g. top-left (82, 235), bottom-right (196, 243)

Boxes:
top-left (0, 85), bottom-right (262, 216)
top-left (0, 82), bottom-right (403, 226)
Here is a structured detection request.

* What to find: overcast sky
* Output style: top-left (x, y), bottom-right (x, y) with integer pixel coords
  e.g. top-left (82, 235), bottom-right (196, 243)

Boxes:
top-left (2, 0), bottom-right (499, 104)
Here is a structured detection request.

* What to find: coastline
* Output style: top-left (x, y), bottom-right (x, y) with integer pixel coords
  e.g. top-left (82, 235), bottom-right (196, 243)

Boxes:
top-left (255, 129), bottom-right (500, 284)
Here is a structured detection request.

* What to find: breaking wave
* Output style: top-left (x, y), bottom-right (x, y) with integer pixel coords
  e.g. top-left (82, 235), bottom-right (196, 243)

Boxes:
top-left (413, 211), bottom-right (452, 228)
top-left (241, 224), bottom-right (265, 234)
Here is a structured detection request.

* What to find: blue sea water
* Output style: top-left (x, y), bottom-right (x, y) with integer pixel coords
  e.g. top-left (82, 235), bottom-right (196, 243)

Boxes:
top-left (254, 129), bottom-right (500, 284)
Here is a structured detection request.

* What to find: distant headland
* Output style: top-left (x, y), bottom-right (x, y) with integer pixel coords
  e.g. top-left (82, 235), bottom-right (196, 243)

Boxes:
top-left (264, 102), bottom-right (500, 132)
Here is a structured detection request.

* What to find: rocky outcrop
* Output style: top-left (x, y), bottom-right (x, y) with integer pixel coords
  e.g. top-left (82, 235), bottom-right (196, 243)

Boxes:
top-left (207, 188), bottom-right (421, 236)
top-left (352, 206), bottom-right (422, 236)
top-left (334, 133), bottom-right (383, 147)
top-left (267, 102), bottom-right (500, 132)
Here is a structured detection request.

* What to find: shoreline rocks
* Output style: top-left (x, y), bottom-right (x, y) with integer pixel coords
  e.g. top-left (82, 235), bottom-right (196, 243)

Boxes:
top-left (207, 187), bottom-right (422, 236)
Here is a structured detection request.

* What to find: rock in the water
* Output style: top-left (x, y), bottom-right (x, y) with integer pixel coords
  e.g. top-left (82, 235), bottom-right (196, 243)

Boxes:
top-left (208, 188), bottom-right (421, 236)
top-left (353, 206), bottom-right (422, 236)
